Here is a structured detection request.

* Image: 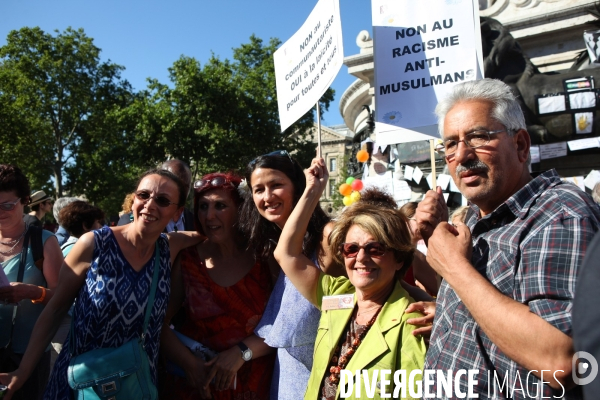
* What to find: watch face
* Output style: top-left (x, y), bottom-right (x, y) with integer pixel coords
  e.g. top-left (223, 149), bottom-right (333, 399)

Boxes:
top-left (242, 349), bottom-right (252, 361)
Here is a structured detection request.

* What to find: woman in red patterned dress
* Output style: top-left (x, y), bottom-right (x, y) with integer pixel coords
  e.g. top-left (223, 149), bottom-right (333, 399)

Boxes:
top-left (160, 173), bottom-right (275, 400)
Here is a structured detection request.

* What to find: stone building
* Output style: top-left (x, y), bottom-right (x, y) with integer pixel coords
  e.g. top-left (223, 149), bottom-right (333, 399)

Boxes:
top-left (338, 0), bottom-right (600, 206)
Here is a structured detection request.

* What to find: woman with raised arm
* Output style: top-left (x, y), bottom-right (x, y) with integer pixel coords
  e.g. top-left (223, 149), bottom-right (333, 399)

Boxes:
top-left (0, 168), bottom-right (202, 400)
top-left (238, 150), bottom-right (344, 399)
top-left (273, 157), bottom-right (426, 399)
top-left (160, 172), bottom-right (275, 399)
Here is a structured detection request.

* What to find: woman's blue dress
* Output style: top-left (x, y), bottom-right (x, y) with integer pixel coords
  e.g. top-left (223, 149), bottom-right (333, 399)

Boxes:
top-left (44, 227), bottom-right (171, 399)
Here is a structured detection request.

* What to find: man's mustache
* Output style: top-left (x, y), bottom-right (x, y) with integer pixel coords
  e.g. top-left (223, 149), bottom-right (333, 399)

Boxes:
top-left (455, 160), bottom-right (489, 178)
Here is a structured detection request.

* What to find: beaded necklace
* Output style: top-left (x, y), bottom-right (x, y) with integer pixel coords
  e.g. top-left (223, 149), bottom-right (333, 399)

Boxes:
top-left (327, 306), bottom-right (382, 385)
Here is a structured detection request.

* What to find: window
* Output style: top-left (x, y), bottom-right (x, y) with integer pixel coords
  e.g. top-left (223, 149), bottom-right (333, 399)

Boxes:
top-left (330, 158), bottom-right (337, 172)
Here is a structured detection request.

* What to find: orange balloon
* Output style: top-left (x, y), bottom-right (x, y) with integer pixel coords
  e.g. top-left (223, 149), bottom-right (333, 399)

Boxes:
top-left (356, 150), bottom-right (369, 163)
top-left (339, 183), bottom-right (352, 196)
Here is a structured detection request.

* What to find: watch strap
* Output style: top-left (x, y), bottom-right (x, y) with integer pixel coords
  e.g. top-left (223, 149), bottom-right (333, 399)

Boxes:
top-left (237, 342), bottom-right (249, 352)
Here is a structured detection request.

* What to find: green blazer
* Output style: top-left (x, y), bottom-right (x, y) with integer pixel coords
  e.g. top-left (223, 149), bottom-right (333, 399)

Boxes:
top-left (304, 275), bottom-right (426, 400)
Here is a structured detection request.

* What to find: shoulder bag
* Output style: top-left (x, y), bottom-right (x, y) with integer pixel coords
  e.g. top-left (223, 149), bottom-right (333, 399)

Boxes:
top-left (66, 244), bottom-right (161, 400)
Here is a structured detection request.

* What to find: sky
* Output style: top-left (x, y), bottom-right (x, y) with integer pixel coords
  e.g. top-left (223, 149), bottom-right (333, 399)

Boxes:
top-left (0, 0), bottom-right (373, 127)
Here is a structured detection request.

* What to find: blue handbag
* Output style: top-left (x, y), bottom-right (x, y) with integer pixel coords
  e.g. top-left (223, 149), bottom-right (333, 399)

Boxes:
top-left (66, 245), bottom-right (160, 400)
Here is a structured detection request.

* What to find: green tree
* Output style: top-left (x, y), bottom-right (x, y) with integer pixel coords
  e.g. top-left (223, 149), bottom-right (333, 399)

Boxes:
top-left (331, 154), bottom-right (350, 210)
top-left (131, 35), bottom-right (334, 176)
top-left (0, 27), bottom-right (134, 198)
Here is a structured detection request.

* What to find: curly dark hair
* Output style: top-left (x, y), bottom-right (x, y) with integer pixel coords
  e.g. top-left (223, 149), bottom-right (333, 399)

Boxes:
top-left (0, 164), bottom-right (31, 205)
top-left (59, 201), bottom-right (105, 238)
top-left (193, 172), bottom-right (244, 239)
top-left (239, 152), bottom-right (330, 262)
top-left (359, 187), bottom-right (397, 209)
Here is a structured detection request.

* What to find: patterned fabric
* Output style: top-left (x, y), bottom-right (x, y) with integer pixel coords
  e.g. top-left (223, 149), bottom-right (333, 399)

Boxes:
top-left (162, 245), bottom-right (275, 400)
top-left (425, 170), bottom-right (600, 399)
top-left (255, 271), bottom-right (321, 400)
top-left (44, 226), bottom-right (171, 400)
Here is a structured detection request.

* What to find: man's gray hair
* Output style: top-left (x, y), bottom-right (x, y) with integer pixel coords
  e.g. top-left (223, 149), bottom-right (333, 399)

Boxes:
top-left (53, 197), bottom-right (79, 223)
top-left (435, 78), bottom-right (527, 137)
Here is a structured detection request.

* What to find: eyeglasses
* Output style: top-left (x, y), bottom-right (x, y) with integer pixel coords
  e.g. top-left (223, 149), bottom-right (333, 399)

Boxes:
top-left (339, 242), bottom-right (387, 258)
top-left (435, 129), bottom-right (507, 158)
top-left (194, 177), bottom-right (236, 192)
top-left (250, 150), bottom-right (294, 167)
top-left (0, 198), bottom-right (21, 211)
top-left (134, 190), bottom-right (179, 207)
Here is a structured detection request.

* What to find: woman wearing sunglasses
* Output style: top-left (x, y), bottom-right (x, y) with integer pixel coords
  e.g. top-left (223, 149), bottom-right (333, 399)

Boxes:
top-left (0, 168), bottom-right (202, 400)
top-left (160, 172), bottom-right (275, 399)
top-left (239, 151), bottom-right (345, 399)
top-left (273, 157), bottom-right (426, 399)
top-left (0, 164), bottom-right (63, 400)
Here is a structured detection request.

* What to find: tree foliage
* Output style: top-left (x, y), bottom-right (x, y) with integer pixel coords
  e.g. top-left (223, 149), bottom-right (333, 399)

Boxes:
top-left (0, 27), bottom-right (134, 201)
top-left (1, 30), bottom-right (335, 216)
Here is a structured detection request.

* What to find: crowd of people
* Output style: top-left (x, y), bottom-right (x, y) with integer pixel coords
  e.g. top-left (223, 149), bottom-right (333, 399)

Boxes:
top-left (0, 78), bottom-right (599, 400)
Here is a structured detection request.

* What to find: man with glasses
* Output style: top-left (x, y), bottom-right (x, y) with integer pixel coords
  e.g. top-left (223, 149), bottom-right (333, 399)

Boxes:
top-left (416, 78), bottom-right (600, 398)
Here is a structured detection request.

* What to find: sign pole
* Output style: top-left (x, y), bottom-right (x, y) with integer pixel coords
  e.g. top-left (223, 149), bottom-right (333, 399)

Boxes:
top-left (429, 139), bottom-right (437, 188)
top-left (316, 102), bottom-right (322, 157)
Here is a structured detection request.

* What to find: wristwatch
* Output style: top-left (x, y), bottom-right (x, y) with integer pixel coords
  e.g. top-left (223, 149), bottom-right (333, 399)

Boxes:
top-left (237, 342), bottom-right (253, 361)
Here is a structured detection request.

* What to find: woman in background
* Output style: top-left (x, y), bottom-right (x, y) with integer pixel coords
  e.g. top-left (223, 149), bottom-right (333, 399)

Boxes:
top-left (161, 172), bottom-right (275, 399)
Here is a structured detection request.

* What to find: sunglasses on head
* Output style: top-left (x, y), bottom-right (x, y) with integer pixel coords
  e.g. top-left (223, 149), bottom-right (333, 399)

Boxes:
top-left (250, 150), bottom-right (294, 168)
top-left (194, 176), bottom-right (236, 192)
top-left (0, 198), bottom-right (21, 211)
top-left (134, 190), bottom-right (178, 208)
top-left (339, 242), bottom-right (387, 258)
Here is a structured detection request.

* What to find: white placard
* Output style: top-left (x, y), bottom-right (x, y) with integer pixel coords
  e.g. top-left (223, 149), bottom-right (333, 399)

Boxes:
top-left (585, 170), bottom-right (600, 190)
top-left (372, 0), bottom-right (483, 147)
top-left (426, 173), bottom-right (433, 189)
top-left (274, 0), bottom-right (344, 132)
top-left (567, 138), bottom-right (599, 151)
top-left (575, 112), bottom-right (594, 134)
top-left (570, 92), bottom-right (596, 109)
top-left (364, 171), bottom-right (394, 195)
top-left (437, 173), bottom-right (451, 190)
top-left (393, 179), bottom-right (413, 200)
top-left (539, 142), bottom-right (567, 160)
top-left (443, 193), bottom-right (450, 202)
top-left (530, 146), bottom-right (540, 164)
top-left (404, 165), bottom-right (414, 180)
top-left (413, 166), bottom-right (423, 184)
top-left (538, 95), bottom-right (566, 114)
top-left (563, 176), bottom-right (586, 192)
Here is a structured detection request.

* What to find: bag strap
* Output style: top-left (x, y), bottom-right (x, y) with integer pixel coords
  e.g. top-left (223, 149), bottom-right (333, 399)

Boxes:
top-left (141, 243), bottom-right (161, 344)
top-left (29, 226), bottom-right (44, 271)
top-left (68, 240), bottom-right (161, 354)
top-left (6, 226), bottom-right (32, 349)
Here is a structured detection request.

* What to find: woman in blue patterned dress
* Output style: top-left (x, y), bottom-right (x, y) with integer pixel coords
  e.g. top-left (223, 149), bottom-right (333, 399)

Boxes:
top-left (239, 151), bottom-right (345, 399)
top-left (0, 169), bottom-right (203, 400)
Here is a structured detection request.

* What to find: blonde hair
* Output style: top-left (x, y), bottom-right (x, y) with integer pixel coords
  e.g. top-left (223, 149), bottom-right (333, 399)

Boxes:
top-left (121, 192), bottom-right (136, 214)
top-left (450, 206), bottom-right (469, 225)
top-left (329, 203), bottom-right (414, 277)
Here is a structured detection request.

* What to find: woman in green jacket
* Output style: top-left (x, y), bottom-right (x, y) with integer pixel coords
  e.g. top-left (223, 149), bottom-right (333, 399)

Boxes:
top-left (273, 156), bottom-right (426, 399)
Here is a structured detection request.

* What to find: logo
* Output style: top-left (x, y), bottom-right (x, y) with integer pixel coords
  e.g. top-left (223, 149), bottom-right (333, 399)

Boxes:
top-left (572, 351), bottom-right (598, 385)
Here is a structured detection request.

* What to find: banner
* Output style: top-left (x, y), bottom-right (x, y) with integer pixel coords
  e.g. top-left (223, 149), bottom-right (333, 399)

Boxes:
top-left (274, 0), bottom-right (344, 132)
top-left (372, 0), bottom-right (483, 146)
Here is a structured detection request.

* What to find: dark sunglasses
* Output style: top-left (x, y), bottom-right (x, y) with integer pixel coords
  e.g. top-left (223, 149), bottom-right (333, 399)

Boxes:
top-left (194, 176), bottom-right (236, 192)
top-left (249, 150), bottom-right (294, 167)
top-left (339, 242), bottom-right (387, 258)
top-left (134, 190), bottom-right (178, 208)
top-left (0, 198), bottom-right (21, 211)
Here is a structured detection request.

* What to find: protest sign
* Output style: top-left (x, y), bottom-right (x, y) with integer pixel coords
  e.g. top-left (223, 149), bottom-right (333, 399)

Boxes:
top-left (372, 0), bottom-right (483, 147)
top-left (274, 0), bottom-right (344, 132)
